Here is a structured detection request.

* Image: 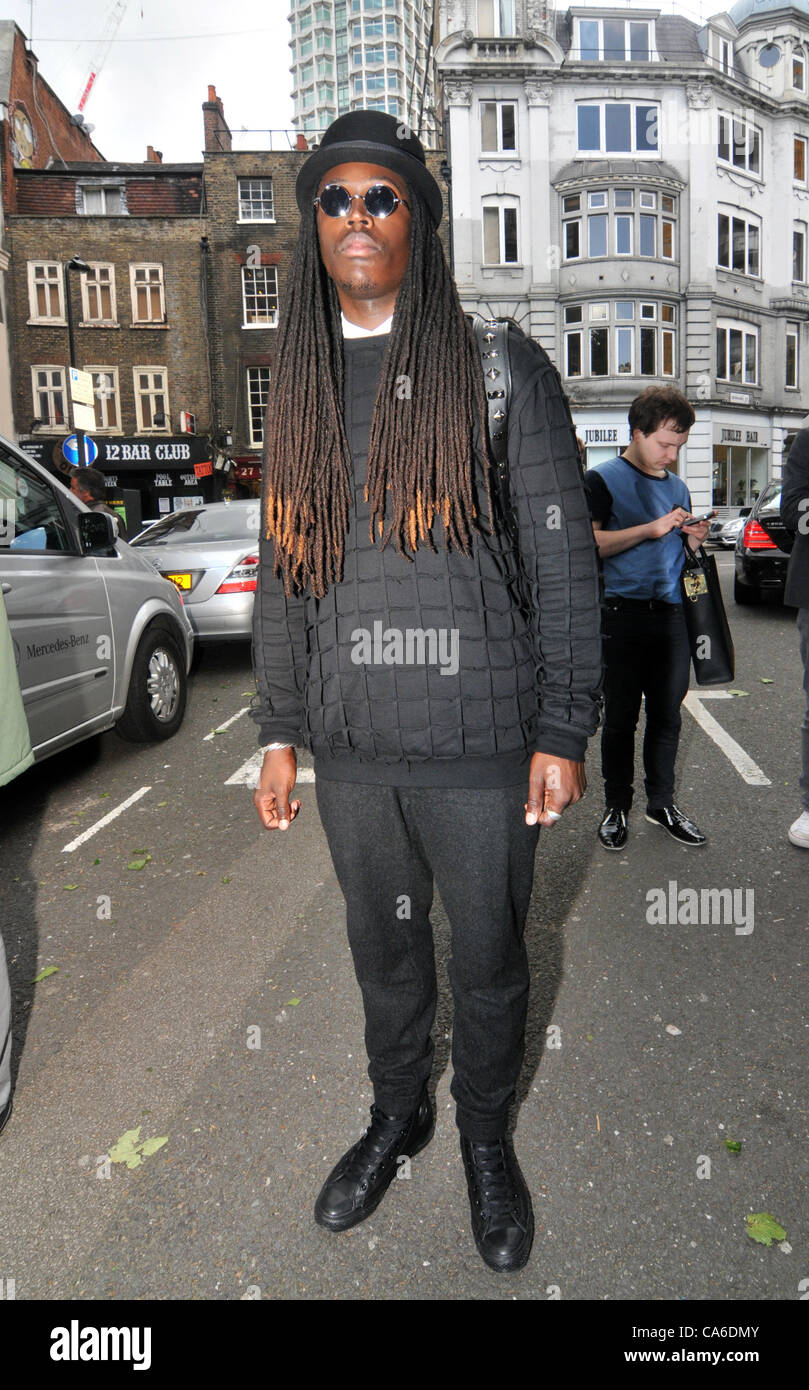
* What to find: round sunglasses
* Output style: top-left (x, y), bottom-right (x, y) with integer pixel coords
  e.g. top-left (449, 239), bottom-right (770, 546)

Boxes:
top-left (313, 182), bottom-right (411, 220)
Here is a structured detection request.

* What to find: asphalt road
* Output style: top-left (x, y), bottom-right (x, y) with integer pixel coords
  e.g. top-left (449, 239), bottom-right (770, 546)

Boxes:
top-left (1, 552), bottom-right (807, 1302)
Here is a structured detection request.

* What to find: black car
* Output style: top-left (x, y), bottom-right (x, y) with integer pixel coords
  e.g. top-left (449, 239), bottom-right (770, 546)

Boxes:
top-left (733, 480), bottom-right (792, 605)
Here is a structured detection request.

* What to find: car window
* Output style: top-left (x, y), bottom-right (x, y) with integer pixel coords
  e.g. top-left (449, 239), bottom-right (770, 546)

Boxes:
top-left (0, 448), bottom-right (73, 553)
top-left (756, 481), bottom-right (782, 515)
top-left (130, 504), bottom-right (259, 546)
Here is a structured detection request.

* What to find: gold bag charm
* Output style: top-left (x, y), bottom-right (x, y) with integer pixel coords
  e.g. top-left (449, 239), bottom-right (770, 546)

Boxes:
top-left (683, 571), bottom-right (708, 602)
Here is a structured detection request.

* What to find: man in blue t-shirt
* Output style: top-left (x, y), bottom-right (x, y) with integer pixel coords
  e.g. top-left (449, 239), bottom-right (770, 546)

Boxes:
top-left (583, 387), bottom-right (712, 850)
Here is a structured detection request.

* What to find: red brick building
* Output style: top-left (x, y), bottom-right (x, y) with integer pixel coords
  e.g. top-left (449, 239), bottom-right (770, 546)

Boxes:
top-left (0, 21), bottom-right (102, 438)
top-left (7, 153), bottom-right (212, 534)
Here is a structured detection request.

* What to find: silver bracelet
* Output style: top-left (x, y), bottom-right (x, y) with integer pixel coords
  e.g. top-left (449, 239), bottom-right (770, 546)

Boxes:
top-left (266, 741), bottom-right (292, 751)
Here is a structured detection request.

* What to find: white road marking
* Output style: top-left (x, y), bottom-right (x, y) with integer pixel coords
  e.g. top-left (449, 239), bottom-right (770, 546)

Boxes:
top-left (62, 786), bottom-right (152, 853)
top-left (683, 693), bottom-right (771, 786)
top-left (203, 706), bottom-right (249, 741)
top-left (226, 749), bottom-right (315, 787)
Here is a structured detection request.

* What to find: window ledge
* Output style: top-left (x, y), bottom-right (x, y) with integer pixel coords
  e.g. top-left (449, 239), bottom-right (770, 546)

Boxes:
top-left (27, 318), bottom-right (66, 327)
top-left (242, 321), bottom-right (278, 330)
top-left (237, 217), bottom-right (276, 225)
top-left (717, 163), bottom-right (763, 184)
top-left (130, 322), bottom-right (169, 329)
top-left (716, 269), bottom-right (763, 286)
top-left (79, 321), bottom-right (120, 329)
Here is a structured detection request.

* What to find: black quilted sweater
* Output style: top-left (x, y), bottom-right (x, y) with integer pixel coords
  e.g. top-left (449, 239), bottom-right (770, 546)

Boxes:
top-left (250, 324), bottom-right (603, 787)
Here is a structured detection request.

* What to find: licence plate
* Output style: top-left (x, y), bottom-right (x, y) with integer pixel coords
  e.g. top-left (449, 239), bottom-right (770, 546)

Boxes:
top-left (164, 572), bottom-right (192, 591)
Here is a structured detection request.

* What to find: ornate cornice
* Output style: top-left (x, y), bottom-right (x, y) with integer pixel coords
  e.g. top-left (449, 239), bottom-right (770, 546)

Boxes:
top-left (686, 82), bottom-right (712, 109)
top-left (524, 79), bottom-right (554, 107)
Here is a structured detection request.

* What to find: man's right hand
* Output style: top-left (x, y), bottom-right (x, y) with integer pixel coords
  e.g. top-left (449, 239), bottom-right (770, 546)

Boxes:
top-left (253, 747), bottom-right (301, 831)
top-left (646, 506), bottom-right (693, 540)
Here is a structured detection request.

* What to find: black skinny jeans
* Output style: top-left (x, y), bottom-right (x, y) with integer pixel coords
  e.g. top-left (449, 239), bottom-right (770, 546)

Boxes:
top-left (315, 779), bottom-right (539, 1142)
top-left (601, 600), bottom-right (691, 812)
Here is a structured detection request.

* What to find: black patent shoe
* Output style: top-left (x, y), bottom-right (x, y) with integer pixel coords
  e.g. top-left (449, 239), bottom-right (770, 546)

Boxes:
top-left (314, 1091), bottom-right (434, 1232)
top-left (460, 1135), bottom-right (534, 1273)
top-left (598, 806), bottom-right (628, 851)
top-left (645, 804), bottom-right (706, 846)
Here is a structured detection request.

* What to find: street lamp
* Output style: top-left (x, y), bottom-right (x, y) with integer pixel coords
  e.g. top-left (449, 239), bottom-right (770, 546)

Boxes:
top-left (64, 256), bottom-right (91, 467)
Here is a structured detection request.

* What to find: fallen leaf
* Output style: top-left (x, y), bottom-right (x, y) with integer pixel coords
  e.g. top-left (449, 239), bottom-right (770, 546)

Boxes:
top-left (99, 793), bottom-right (111, 799)
top-left (139, 1135), bottom-right (169, 1158)
top-left (156, 801), bottom-right (168, 808)
top-left (724, 1138), bottom-right (742, 1153)
top-left (63, 884), bottom-right (78, 891)
top-left (746, 1212), bottom-right (786, 1246)
top-left (127, 855), bottom-right (152, 870)
top-left (760, 678), bottom-right (774, 684)
top-left (728, 689), bottom-right (749, 697)
top-left (32, 965), bottom-right (59, 983)
top-left (286, 997), bottom-right (301, 1006)
top-left (109, 1125), bottom-right (168, 1169)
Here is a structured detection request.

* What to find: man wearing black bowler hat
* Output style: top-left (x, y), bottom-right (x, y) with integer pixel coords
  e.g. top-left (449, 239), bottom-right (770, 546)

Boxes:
top-left (250, 110), bottom-right (602, 1272)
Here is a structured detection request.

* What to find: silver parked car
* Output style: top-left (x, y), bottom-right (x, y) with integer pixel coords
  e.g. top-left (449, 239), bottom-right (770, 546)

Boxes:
top-left (0, 437), bottom-right (193, 762)
top-left (717, 516), bottom-right (746, 548)
top-left (129, 500), bottom-right (260, 641)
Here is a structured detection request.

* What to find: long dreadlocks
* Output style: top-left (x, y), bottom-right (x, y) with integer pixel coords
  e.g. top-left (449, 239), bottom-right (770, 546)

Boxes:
top-left (262, 191), bottom-right (494, 599)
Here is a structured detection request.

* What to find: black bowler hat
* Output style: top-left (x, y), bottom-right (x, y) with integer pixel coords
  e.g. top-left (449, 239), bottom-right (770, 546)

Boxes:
top-left (295, 109), bottom-right (443, 227)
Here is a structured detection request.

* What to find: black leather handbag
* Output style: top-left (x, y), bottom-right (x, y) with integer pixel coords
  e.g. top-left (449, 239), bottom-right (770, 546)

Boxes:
top-left (679, 543), bottom-right (735, 685)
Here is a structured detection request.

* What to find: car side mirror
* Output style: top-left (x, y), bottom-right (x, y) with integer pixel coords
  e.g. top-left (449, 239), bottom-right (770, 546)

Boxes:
top-left (78, 510), bottom-right (117, 556)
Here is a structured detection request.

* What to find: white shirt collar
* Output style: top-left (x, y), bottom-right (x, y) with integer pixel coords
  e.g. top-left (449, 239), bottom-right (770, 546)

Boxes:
top-left (341, 312), bottom-right (393, 339)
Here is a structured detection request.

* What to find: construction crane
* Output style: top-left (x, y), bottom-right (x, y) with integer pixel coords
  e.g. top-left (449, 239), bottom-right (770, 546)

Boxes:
top-left (76, 0), bottom-right (129, 113)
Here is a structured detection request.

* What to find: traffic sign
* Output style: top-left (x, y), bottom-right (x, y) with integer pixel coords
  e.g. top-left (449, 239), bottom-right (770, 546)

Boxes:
top-left (62, 434), bottom-right (98, 466)
top-left (72, 403), bottom-right (96, 432)
top-left (69, 367), bottom-right (94, 407)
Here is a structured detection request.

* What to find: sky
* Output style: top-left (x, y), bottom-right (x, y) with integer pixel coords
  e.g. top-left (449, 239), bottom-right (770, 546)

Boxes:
top-left (8, 0), bottom-right (715, 164)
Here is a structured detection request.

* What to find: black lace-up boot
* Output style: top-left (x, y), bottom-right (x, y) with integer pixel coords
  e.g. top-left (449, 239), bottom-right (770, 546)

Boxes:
top-left (314, 1090), bottom-right (434, 1232)
top-left (460, 1135), bottom-right (534, 1272)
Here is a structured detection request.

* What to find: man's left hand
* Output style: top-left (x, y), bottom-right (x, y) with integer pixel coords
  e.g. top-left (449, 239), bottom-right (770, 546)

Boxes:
top-left (681, 516), bottom-right (712, 550)
top-left (525, 753), bottom-right (587, 828)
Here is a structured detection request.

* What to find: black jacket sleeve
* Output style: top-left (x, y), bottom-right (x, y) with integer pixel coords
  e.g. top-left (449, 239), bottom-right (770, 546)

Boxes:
top-left (582, 469), bottom-right (613, 526)
top-left (249, 534), bottom-right (307, 746)
top-left (781, 427), bottom-right (809, 533)
top-left (506, 329), bottom-right (604, 763)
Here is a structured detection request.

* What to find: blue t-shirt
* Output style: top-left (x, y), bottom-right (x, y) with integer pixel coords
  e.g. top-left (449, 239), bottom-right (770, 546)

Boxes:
top-left (583, 455), bottom-right (691, 604)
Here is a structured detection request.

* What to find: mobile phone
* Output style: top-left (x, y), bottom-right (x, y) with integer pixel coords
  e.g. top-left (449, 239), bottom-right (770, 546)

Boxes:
top-left (681, 511), bottom-right (715, 524)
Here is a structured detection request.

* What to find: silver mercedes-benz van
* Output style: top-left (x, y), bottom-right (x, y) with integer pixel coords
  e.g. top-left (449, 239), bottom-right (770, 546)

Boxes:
top-left (0, 436), bottom-right (194, 762)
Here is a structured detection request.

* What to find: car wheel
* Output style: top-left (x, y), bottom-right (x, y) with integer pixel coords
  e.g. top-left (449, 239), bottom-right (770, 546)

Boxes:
top-left (116, 621), bottom-right (188, 742)
top-left (733, 576), bottom-right (760, 606)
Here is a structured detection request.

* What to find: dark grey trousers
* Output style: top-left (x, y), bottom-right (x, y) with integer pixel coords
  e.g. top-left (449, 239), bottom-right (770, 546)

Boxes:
top-left (315, 778), bottom-right (539, 1142)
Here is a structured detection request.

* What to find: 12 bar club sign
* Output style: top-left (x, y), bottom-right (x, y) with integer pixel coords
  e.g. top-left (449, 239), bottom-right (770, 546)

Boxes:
top-left (96, 436), bottom-right (212, 471)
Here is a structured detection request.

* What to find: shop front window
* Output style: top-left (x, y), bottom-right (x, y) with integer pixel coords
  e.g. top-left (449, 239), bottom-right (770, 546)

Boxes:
top-left (712, 444), bottom-right (766, 508)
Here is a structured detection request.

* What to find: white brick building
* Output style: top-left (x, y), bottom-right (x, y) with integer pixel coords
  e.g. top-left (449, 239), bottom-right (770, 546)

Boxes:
top-left (436, 0), bottom-right (809, 508)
